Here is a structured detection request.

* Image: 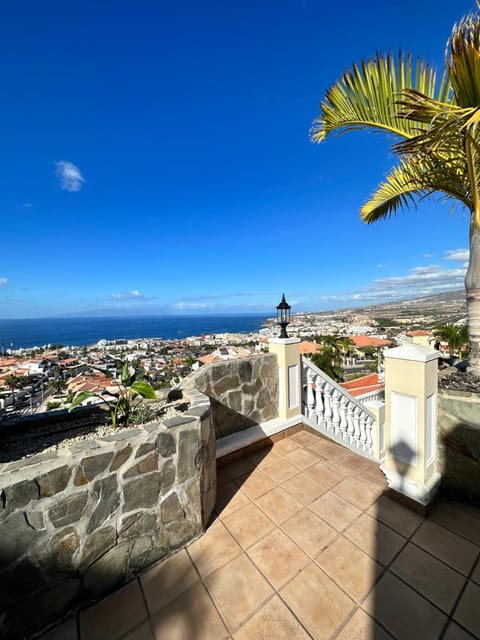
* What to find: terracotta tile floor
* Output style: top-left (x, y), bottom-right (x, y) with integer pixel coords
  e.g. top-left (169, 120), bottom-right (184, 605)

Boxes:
top-left (39, 431), bottom-right (480, 640)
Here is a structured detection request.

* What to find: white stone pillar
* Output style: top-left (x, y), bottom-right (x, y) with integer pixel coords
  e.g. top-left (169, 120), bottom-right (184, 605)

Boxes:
top-left (268, 338), bottom-right (301, 420)
top-left (382, 343), bottom-right (441, 506)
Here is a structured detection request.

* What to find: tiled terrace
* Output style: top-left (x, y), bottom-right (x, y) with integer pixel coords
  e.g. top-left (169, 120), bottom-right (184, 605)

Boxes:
top-left (40, 428), bottom-right (480, 640)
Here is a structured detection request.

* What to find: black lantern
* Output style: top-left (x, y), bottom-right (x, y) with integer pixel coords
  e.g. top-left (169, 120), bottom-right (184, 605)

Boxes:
top-left (276, 293), bottom-right (291, 339)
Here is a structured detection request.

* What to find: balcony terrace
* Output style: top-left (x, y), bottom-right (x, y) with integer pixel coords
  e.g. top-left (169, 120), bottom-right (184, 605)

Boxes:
top-left (3, 334), bottom-right (480, 639)
top-left (39, 427), bottom-right (480, 640)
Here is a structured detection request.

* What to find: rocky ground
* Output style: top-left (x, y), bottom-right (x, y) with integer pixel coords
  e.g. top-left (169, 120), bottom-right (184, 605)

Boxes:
top-left (438, 366), bottom-right (479, 393)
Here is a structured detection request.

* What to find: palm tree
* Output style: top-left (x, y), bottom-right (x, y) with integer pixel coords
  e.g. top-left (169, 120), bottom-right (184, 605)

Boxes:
top-left (434, 323), bottom-right (469, 358)
top-left (319, 335), bottom-right (343, 367)
top-left (337, 336), bottom-right (354, 365)
top-left (48, 378), bottom-right (67, 395)
top-left (4, 374), bottom-right (24, 406)
top-left (311, 347), bottom-right (343, 381)
top-left (310, 3), bottom-right (480, 376)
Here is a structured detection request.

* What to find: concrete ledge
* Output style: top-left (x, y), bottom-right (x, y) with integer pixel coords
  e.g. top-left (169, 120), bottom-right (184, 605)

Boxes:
top-left (216, 415), bottom-right (303, 460)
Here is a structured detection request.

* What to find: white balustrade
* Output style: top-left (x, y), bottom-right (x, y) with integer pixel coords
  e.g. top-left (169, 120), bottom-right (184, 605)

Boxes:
top-left (301, 356), bottom-right (381, 459)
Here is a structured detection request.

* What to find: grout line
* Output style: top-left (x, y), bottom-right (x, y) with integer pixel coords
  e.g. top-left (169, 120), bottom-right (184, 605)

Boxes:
top-left (275, 590), bottom-right (317, 640)
top-left (428, 507), bottom-right (480, 547)
top-left (221, 441), bottom-right (480, 636)
top-left (405, 536), bottom-right (476, 578)
top-left (185, 539), bottom-right (235, 637)
top-left (378, 565), bottom-right (463, 624)
top-left (444, 549), bottom-right (480, 637)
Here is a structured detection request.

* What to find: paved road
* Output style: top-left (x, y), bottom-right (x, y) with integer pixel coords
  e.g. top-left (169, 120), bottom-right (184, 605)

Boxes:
top-left (3, 385), bottom-right (48, 418)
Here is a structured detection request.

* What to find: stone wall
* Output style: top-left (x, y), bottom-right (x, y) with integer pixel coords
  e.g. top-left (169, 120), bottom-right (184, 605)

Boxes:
top-left (185, 354), bottom-right (278, 439)
top-left (0, 387), bottom-right (216, 640)
top-left (438, 388), bottom-right (480, 506)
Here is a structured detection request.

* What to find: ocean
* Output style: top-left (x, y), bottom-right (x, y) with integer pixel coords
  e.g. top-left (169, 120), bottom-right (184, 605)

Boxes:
top-left (0, 315), bottom-right (271, 350)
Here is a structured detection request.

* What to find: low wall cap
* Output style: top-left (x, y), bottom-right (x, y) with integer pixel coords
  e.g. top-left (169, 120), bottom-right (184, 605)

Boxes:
top-left (384, 343), bottom-right (440, 363)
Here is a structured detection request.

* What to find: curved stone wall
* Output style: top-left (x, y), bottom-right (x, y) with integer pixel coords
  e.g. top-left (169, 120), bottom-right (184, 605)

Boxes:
top-left (0, 387), bottom-right (216, 639)
top-left (185, 353), bottom-right (278, 439)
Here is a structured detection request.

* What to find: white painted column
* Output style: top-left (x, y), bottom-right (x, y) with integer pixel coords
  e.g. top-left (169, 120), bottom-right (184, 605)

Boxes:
top-left (382, 343), bottom-right (441, 506)
top-left (268, 337), bottom-right (301, 420)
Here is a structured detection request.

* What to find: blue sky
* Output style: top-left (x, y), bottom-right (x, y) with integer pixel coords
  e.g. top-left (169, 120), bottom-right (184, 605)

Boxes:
top-left (0, 0), bottom-right (475, 318)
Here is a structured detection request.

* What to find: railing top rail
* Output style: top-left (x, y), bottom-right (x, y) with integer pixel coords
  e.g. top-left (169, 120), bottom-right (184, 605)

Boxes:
top-left (301, 355), bottom-right (376, 420)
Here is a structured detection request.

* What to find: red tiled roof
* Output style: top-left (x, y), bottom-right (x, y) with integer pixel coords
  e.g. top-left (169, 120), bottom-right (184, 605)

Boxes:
top-left (198, 354), bottom-right (220, 364)
top-left (351, 336), bottom-right (390, 348)
top-left (348, 384), bottom-right (384, 397)
top-left (299, 341), bottom-right (321, 355)
top-left (341, 373), bottom-right (379, 390)
top-left (0, 359), bottom-right (18, 367)
top-left (340, 373), bottom-right (384, 398)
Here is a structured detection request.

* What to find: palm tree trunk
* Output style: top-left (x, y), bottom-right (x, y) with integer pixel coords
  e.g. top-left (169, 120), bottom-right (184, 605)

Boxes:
top-left (466, 215), bottom-right (480, 376)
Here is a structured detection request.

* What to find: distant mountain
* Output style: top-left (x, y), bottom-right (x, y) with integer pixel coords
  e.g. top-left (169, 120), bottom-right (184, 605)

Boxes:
top-left (349, 290), bottom-right (466, 316)
top-left (301, 290), bottom-right (466, 326)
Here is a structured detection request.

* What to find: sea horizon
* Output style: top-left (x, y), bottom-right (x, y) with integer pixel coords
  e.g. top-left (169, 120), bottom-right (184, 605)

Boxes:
top-left (0, 314), bottom-right (271, 351)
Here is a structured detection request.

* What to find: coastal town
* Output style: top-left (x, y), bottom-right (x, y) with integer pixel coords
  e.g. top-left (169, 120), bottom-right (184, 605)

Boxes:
top-left (0, 291), bottom-right (468, 420)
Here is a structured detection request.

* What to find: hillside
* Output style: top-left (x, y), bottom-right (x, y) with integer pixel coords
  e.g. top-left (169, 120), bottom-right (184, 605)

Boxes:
top-left (302, 290), bottom-right (467, 328)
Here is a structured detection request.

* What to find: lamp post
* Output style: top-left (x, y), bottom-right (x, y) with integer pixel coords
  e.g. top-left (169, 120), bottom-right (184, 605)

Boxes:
top-left (269, 294), bottom-right (301, 420)
top-left (276, 294), bottom-right (291, 339)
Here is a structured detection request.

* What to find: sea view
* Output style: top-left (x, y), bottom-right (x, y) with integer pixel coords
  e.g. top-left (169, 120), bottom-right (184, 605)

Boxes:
top-left (0, 315), bottom-right (271, 350)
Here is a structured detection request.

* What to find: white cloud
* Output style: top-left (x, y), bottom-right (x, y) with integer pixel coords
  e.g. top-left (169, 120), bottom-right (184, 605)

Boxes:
top-left (0, 277), bottom-right (7, 286)
top-left (173, 302), bottom-right (212, 310)
top-left (444, 248), bottom-right (469, 261)
top-left (111, 290), bottom-right (145, 300)
top-left (424, 253), bottom-right (433, 258)
top-left (317, 262), bottom-right (467, 308)
top-left (55, 161), bottom-right (85, 192)
top-left (370, 263), bottom-right (466, 292)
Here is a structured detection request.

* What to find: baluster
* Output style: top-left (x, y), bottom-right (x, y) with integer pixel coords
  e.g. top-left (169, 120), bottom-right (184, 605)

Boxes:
top-left (332, 389), bottom-right (340, 435)
top-left (339, 395), bottom-right (348, 440)
top-left (324, 383), bottom-right (333, 431)
top-left (306, 368), bottom-right (315, 418)
top-left (301, 362), bottom-right (308, 414)
top-left (346, 400), bottom-right (355, 442)
top-left (353, 406), bottom-right (361, 447)
top-left (365, 416), bottom-right (374, 455)
top-left (359, 412), bottom-right (367, 450)
top-left (301, 362), bottom-right (308, 387)
top-left (315, 375), bottom-right (325, 424)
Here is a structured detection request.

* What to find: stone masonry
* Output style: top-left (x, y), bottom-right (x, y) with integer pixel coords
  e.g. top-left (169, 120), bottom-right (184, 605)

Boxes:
top-left (184, 353), bottom-right (279, 439)
top-left (438, 387), bottom-right (480, 506)
top-left (0, 386), bottom-right (216, 640)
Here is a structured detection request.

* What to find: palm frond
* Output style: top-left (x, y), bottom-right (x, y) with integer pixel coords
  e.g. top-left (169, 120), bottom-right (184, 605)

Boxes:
top-left (310, 53), bottom-right (448, 143)
top-left (360, 161), bottom-right (424, 223)
top-left (361, 156), bottom-right (472, 223)
top-left (447, 12), bottom-right (480, 107)
top-left (396, 88), bottom-right (462, 126)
